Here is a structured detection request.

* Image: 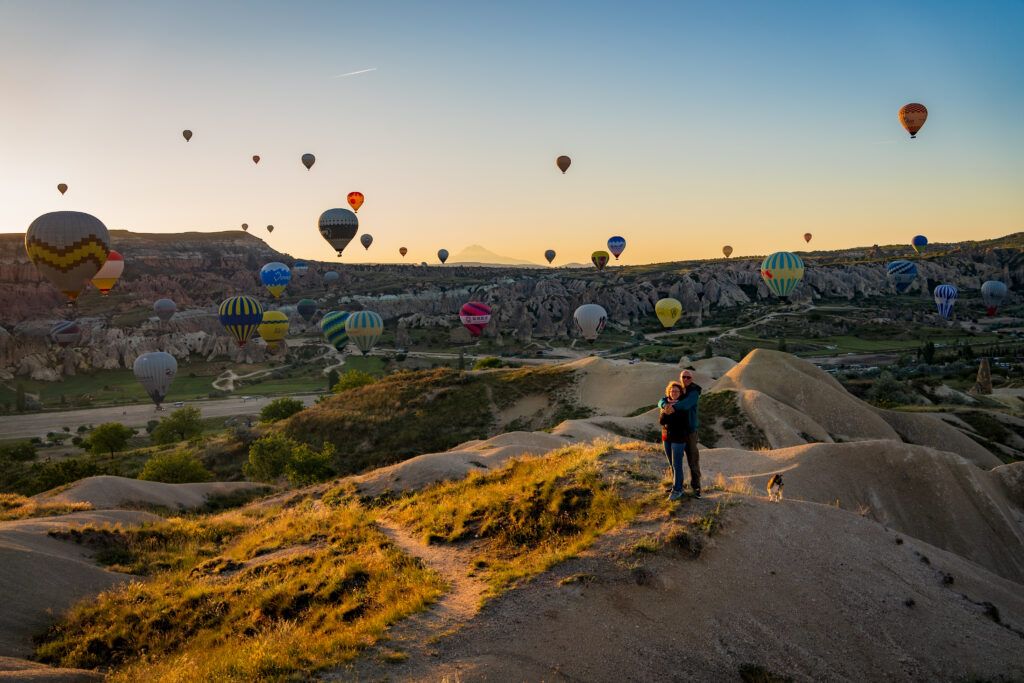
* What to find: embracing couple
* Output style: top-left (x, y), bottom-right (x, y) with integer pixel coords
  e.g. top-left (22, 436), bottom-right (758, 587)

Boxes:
top-left (658, 369), bottom-right (702, 501)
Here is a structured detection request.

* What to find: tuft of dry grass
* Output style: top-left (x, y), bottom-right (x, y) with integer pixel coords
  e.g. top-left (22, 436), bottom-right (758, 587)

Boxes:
top-left (0, 493), bottom-right (92, 521)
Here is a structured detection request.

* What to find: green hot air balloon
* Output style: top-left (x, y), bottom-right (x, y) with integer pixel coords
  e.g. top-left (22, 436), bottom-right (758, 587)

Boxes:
top-left (760, 251), bottom-right (805, 298)
top-left (320, 311), bottom-right (350, 351)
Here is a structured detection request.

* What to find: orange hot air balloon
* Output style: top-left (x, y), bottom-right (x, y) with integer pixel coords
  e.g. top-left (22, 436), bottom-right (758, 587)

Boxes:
top-left (347, 191), bottom-right (364, 213)
top-left (898, 103), bottom-right (928, 139)
top-left (57, 183), bottom-right (68, 196)
top-left (399, 247), bottom-right (408, 257)
top-left (722, 245), bottom-right (733, 258)
top-left (252, 155), bottom-right (260, 165)
top-left (556, 155), bottom-right (571, 174)
top-left (804, 233), bottom-right (812, 244)
top-left (182, 129), bottom-right (192, 142)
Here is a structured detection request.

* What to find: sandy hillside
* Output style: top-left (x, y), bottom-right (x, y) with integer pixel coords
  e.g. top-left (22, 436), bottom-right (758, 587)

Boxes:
top-left (567, 357), bottom-right (712, 416)
top-left (0, 656), bottom-right (102, 682)
top-left (35, 476), bottom-right (268, 510)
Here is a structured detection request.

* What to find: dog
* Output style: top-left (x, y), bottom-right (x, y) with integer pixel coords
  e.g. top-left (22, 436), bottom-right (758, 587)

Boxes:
top-left (766, 473), bottom-right (784, 502)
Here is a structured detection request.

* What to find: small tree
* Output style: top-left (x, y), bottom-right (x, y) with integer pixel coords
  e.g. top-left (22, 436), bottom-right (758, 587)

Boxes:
top-left (920, 341), bottom-right (936, 365)
top-left (260, 397), bottom-right (305, 423)
top-left (139, 450), bottom-right (212, 483)
top-left (245, 433), bottom-right (294, 482)
top-left (285, 442), bottom-right (337, 486)
top-left (332, 369), bottom-right (376, 394)
top-left (151, 406), bottom-right (203, 444)
top-left (86, 422), bottom-right (135, 457)
top-left (327, 368), bottom-right (340, 392)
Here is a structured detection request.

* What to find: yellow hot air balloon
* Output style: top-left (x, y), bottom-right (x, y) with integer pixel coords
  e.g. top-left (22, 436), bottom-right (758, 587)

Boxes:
top-left (25, 211), bottom-right (110, 302)
top-left (722, 245), bottom-right (733, 258)
top-left (258, 310), bottom-right (289, 350)
top-left (655, 298), bottom-right (683, 328)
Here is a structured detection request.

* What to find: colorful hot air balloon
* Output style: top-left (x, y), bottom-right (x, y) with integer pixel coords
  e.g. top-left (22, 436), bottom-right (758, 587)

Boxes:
top-left (886, 260), bottom-right (918, 294)
top-left (459, 302), bottom-right (492, 337)
top-left (347, 191), bottom-right (364, 213)
top-left (399, 247), bottom-right (408, 258)
top-left (360, 234), bottom-right (373, 250)
top-left (607, 237), bottom-right (626, 260)
top-left (218, 295), bottom-right (264, 347)
top-left (320, 311), bottom-right (350, 351)
top-left (154, 298), bottom-right (176, 322)
top-left (345, 310), bottom-right (384, 355)
top-left (90, 250), bottom-right (124, 295)
top-left (544, 249), bottom-right (556, 264)
top-left (292, 260), bottom-right (309, 277)
top-left (241, 223), bottom-right (249, 231)
top-left (258, 310), bottom-right (290, 350)
top-left (50, 320), bottom-right (81, 347)
top-left (591, 250), bottom-right (610, 271)
top-left (25, 211), bottom-right (111, 302)
top-left (722, 245), bottom-right (733, 258)
top-left (934, 284), bottom-right (958, 320)
top-left (981, 280), bottom-right (1008, 316)
top-left (318, 208), bottom-right (358, 256)
top-left (760, 252), bottom-right (805, 297)
top-left (252, 155), bottom-right (260, 165)
top-left (899, 103), bottom-right (928, 139)
top-left (556, 155), bottom-right (571, 174)
top-left (260, 262), bottom-right (291, 299)
top-left (182, 130), bottom-right (192, 142)
top-left (438, 249), bottom-right (449, 264)
top-left (297, 299), bottom-right (317, 322)
top-left (573, 304), bottom-right (607, 342)
top-left (912, 235), bottom-right (928, 253)
top-left (803, 233), bottom-right (812, 244)
top-left (323, 271), bottom-right (340, 285)
top-left (655, 298), bottom-right (682, 328)
top-left (133, 352), bottom-right (177, 408)
top-left (301, 153), bottom-right (315, 170)
top-left (267, 225), bottom-right (275, 233)
top-left (57, 183), bottom-right (68, 196)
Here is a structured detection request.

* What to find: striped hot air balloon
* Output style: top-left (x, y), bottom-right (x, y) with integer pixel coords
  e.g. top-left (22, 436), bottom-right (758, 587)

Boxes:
top-left (260, 262), bottom-right (291, 299)
top-left (345, 310), bottom-right (384, 355)
top-left (50, 320), bottom-right (81, 347)
top-left (90, 250), bottom-right (124, 295)
top-left (760, 251), bottom-right (805, 298)
top-left (934, 284), bottom-right (958, 320)
top-left (258, 310), bottom-right (289, 350)
top-left (320, 311), bottom-right (350, 351)
top-left (318, 208), bottom-right (358, 256)
top-left (591, 250), bottom-right (610, 271)
top-left (292, 260), bottom-right (309, 277)
top-left (25, 211), bottom-right (111, 302)
top-left (133, 352), bottom-right (177, 407)
top-left (981, 280), bottom-right (1007, 316)
top-left (459, 301), bottom-right (492, 337)
top-left (218, 295), bottom-right (264, 347)
top-left (886, 260), bottom-right (918, 294)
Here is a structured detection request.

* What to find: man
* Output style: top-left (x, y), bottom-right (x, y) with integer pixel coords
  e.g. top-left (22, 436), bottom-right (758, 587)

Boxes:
top-left (658, 369), bottom-right (703, 498)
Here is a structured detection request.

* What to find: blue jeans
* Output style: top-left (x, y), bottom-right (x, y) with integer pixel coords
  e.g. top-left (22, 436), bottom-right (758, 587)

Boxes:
top-left (666, 436), bottom-right (701, 493)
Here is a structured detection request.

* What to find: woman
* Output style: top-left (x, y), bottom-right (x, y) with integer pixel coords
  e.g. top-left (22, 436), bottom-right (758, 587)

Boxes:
top-left (660, 381), bottom-right (694, 501)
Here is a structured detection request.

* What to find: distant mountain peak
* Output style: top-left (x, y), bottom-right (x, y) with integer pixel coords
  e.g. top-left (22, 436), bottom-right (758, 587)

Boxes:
top-left (450, 244), bottom-right (538, 266)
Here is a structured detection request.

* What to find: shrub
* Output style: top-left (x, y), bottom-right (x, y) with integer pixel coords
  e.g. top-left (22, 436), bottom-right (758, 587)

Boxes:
top-left (85, 423), bottom-right (135, 457)
top-left (473, 356), bottom-right (504, 370)
top-left (0, 441), bottom-right (37, 462)
top-left (332, 369), bottom-right (376, 394)
top-left (285, 442), bottom-right (337, 486)
top-left (260, 397), bottom-right (305, 423)
top-left (139, 450), bottom-right (212, 483)
top-left (245, 433), bottom-right (336, 486)
top-left (151, 407), bottom-right (203, 444)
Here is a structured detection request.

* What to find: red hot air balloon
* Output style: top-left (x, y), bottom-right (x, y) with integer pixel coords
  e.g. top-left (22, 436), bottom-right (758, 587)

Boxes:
top-left (252, 155), bottom-right (260, 165)
top-left (803, 233), bottom-right (812, 244)
top-left (347, 191), bottom-right (364, 213)
top-left (459, 301), bottom-right (492, 337)
top-left (898, 103), bottom-right (928, 139)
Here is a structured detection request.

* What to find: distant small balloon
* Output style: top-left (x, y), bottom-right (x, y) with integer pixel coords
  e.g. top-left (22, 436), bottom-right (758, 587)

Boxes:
top-left (347, 191), bottom-right (364, 213)
top-left (252, 155), bottom-right (260, 165)
top-left (154, 298), bottom-right (176, 322)
top-left (51, 320), bottom-right (81, 348)
top-left (399, 247), bottom-right (408, 257)
top-left (591, 250), bottom-right (609, 271)
top-left (722, 245), bottom-right (733, 258)
top-left (360, 233), bottom-right (373, 250)
top-left (241, 223), bottom-right (248, 231)
top-left (556, 155), bottom-right (571, 174)
top-left (912, 235), bottom-right (928, 253)
top-left (182, 130), bottom-right (192, 142)
top-left (804, 233), bottom-right (812, 244)
top-left (323, 270), bottom-right (340, 285)
top-left (545, 249), bottom-right (556, 264)
top-left (57, 183), bottom-right (68, 196)
top-left (267, 225), bottom-right (274, 233)
top-left (438, 249), bottom-right (449, 264)
top-left (607, 236), bottom-right (626, 260)
top-left (301, 153), bottom-right (315, 170)
top-left (899, 103), bottom-right (928, 139)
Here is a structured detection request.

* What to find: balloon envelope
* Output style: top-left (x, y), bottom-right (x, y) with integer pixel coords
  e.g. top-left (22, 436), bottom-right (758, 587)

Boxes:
top-left (267, 225), bottom-right (274, 233)
top-left (347, 191), bottom-right (364, 213)
top-left (134, 351), bottom-right (177, 407)
top-left (912, 235), bottom-right (928, 253)
top-left (25, 211), bottom-right (111, 301)
top-left (297, 299), bottom-right (317, 322)
top-left (544, 249), bottom-right (556, 264)
top-left (591, 250), bottom-right (609, 271)
top-left (760, 252), bottom-right (805, 297)
top-left (57, 183), bottom-right (68, 196)
top-left (573, 304), bottom-right (607, 342)
top-left (258, 310), bottom-right (289, 349)
top-left (803, 233), bottom-right (812, 243)
top-left (50, 320), bottom-right (81, 347)
top-left (260, 262), bottom-right (291, 299)
top-left (154, 298), bottom-right (176, 322)
top-left (556, 155), bottom-right (571, 173)
top-left (459, 301), bottom-right (492, 337)
top-left (292, 260), bottom-right (309, 277)
top-left (345, 310), bottom-right (383, 355)
top-left (241, 223), bottom-right (248, 231)
top-left (360, 234), bottom-right (373, 250)
top-left (218, 295), bottom-right (264, 347)
top-left (438, 249), bottom-right (449, 264)
top-left (91, 250), bottom-right (124, 295)
top-left (321, 311), bottom-right (350, 351)
top-left (981, 280), bottom-right (1008, 316)
top-left (722, 245), bottom-right (733, 258)
top-left (607, 236), bottom-right (626, 259)
top-left (399, 247), bottom-right (408, 257)
top-left (301, 153), bottom-right (315, 170)
top-left (899, 103), bottom-right (928, 138)
top-left (934, 284), bottom-right (958, 320)
top-left (655, 298), bottom-right (682, 328)
top-left (182, 130), bottom-right (192, 142)
top-left (252, 155), bottom-right (260, 164)
top-left (323, 271), bottom-right (340, 285)
top-left (318, 208), bottom-right (358, 256)
top-left (886, 260), bottom-right (918, 294)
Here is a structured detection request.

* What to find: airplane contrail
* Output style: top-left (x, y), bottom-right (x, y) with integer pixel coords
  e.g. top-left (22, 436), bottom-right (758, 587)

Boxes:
top-left (333, 68), bottom-right (377, 79)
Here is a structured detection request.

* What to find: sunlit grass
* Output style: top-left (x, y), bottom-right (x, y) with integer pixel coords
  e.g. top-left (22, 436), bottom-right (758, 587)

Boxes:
top-left (0, 492), bottom-right (92, 521)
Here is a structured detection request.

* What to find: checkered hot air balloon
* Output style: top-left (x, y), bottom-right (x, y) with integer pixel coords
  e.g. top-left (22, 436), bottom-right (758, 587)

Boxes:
top-left (320, 311), bottom-right (350, 351)
top-left (345, 310), bottom-right (384, 355)
top-left (25, 211), bottom-right (111, 302)
top-left (981, 280), bottom-right (1007, 316)
top-left (218, 295), bottom-right (264, 347)
top-left (133, 352), bottom-right (177, 407)
top-left (318, 208), bottom-right (358, 257)
top-left (898, 103), bottom-right (928, 139)
top-left (260, 262), bottom-right (291, 299)
top-left (934, 284), bottom-right (958, 320)
top-left (760, 251), bottom-right (805, 297)
top-left (258, 310), bottom-right (290, 350)
top-left (886, 260), bottom-right (918, 294)
top-left (459, 302), bottom-right (492, 337)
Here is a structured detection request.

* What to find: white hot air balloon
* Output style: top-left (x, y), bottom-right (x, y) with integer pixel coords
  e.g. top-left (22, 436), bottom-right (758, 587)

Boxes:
top-left (573, 304), bottom-right (608, 342)
top-left (133, 351), bottom-right (178, 408)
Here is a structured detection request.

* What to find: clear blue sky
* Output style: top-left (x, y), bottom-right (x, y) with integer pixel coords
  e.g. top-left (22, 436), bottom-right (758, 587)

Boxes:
top-left (1, 0), bottom-right (1021, 264)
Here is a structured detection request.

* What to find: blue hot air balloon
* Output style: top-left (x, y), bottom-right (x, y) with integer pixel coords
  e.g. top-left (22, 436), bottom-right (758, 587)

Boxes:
top-left (886, 260), bottom-right (918, 294)
top-left (260, 262), bottom-right (291, 299)
top-left (981, 280), bottom-right (1007, 316)
top-left (323, 271), bottom-right (340, 286)
top-left (607, 236), bottom-right (626, 260)
top-left (934, 284), bottom-right (958, 320)
top-left (760, 251), bottom-right (805, 297)
top-left (219, 295), bottom-right (264, 346)
top-left (293, 260), bottom-right (309, 277)
top-left (911, 235), bottom-right (928, 254)
top-left (320, 311), bottom-right (350, 351)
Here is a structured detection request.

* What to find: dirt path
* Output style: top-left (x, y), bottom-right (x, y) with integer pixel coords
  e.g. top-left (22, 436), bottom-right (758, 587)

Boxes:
top-left (212, 364), bottom-right (293, 392)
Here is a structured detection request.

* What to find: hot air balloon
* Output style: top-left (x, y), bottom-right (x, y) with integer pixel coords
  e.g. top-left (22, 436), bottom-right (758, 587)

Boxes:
top-left (50, 320), bottom-right (81, 347)
top-left (267, 225), bottom-right (274, 233)
top-left (399, 247), bottom-right (408, 258)
top-left (260, 262), bottom-right (291, 299)
top-left (591, 250), bottom-right (609, 271)
top-left (90, 250), bottom-right (124, 295)
top-left (886, 260), bottom-right (918, 294)
top-left (760, 252), bottom-right (805, 297)
top-left (292, 260), bottom-right (309, 277)
top-left (438, 249), bottom-right (449, 264)
top-left (607, 236), bottom-right (626, 260)
top-left (252, 155), bottom-right (260, 165)
top-left (320, 311), bottom-right (350, 351)
top-left (803, 233), bottom-right (812, 244)
top-left (655, 298), bottom-right (683, 328)
top-left (347, 192), bottom-right (364, 213)
top-left (297, 299), bottom-right (317, 322)
top-left (573, 304), bottom-right (607, 342)
top-left (459, 302), bottom-right (492, 337)
top-left (556, 155), bottom-right (571, 174)
top-left (345, 310), bottom-right (384, 355)
top-left (57, 183), bottom-right (68, 196)
top-left (182, 130), bottom-right (192, 142)
top-left (912, 235), bottom-right (928, 253)
top-left (981, 280), bottom-right (1008, 316)
top-left (544, 249), bottom-right (556, 264)
top-left (934, 284), bottom-right (958, 320)
top-left (218, 295), bottom-right (264, 347)
top-left (323, 270), bottom-right (340, 285)
top-left (133, 352), bottom-right (177, 408)
top-left (25, 211), bottom-right (111, 302)
top-left (722, 245), bottom-right (733, 258)
top-left (258, 310), bottom-right (290, 350)
top-left (899, 103), bottom-right (928, 139)
top-left (318, 208), bottom-right (358, 256)
top-left (360, 234), bottom-right (373, 250)
top-left (301, 153), bottom-right (315, 170)
top-left (154, 298), bottom-right (176, 322)
top-left (241, 223), bottom-right (249, 231)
